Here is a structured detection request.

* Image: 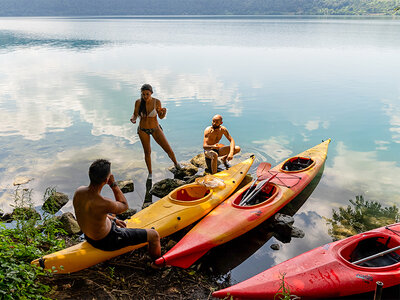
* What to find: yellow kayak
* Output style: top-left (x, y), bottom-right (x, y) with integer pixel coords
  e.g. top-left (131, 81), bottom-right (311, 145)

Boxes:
top-left (31, 156), bottom-right (254, 273)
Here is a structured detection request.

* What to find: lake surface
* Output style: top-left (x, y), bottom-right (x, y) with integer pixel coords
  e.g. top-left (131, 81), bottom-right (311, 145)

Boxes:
top-left (1, 15), bottom-right (400, 291)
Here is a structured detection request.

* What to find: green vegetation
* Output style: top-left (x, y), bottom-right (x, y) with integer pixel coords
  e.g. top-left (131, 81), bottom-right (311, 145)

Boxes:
top-left (0, 187), bottom-right (67, 299)
top-left (0, 0), bottom-right (400, 16)
top-left (325, 195), bottom-right (399, 241)
top-left (274, 273), bottom-right (299, 300)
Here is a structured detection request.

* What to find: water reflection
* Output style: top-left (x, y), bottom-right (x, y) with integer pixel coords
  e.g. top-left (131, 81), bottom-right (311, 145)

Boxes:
top-left (325, 195), bottom-right (399, 241)
top-left (201, 164), bottom-right (325, 276)
top-left (0, 31), bottom-right (107, 50)
top-left (142, 178), bottom-right (153, 209)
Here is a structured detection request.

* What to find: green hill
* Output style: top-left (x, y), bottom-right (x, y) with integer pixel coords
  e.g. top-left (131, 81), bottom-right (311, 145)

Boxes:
top-left (0, 0), bottom-right (399, 16)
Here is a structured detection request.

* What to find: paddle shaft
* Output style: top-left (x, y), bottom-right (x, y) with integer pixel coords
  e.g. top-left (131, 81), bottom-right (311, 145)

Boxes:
top-left (239, 173), bottom-right (277, 206)
top-left (242, 162), bottom-right (272, 200)
top-left (353, 245), bottom-right (400, 265)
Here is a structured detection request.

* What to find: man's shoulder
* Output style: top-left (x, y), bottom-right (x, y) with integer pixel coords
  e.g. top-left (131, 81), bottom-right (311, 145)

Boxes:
top-left (204, 126), bottom-right (212, 132)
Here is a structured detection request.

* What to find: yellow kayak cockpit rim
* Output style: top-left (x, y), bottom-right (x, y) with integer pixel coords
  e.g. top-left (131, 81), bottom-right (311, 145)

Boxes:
top-left (168, 184), bottom-right (213, 205)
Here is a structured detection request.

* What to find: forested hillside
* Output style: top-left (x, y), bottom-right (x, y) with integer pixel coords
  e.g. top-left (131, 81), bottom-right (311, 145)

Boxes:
top-left (0, 0), bottom-right (399, 16)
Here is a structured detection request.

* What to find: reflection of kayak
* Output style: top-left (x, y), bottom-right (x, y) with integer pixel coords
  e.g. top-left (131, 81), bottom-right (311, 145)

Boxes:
top-left (31, 156), bottom-right (254, 274)
top-left (213, 223), bottom-right (400, 299)
top-left (155, 139), bottom-right (330, 268)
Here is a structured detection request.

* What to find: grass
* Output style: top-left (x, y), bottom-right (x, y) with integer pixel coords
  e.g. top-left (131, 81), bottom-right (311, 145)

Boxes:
top-left (0, 187), bottom-right (67, 299)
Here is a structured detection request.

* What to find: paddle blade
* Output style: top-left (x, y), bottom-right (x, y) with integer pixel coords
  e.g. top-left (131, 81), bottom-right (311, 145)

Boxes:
top-left (256, 162), bottom-right (271, 178)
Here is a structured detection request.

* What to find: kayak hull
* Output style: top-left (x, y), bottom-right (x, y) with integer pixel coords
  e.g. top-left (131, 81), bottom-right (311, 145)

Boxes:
top-left (31, 156), bottom-right (254, 273)
top-left (213, 223), bottom-right (400, 299)
top-left (156, 139), bottom-right (330, 268)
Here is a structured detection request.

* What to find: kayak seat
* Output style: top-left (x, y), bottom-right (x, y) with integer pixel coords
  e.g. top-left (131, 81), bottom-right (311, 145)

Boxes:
top-left (349, 237), bottom-right (400, 267)
top-left (241, 184), bottom-right (277, 206)
top-left (282, 157), bottom-right (314, 172)
top-left (171, 185), bottom-right (211, 202)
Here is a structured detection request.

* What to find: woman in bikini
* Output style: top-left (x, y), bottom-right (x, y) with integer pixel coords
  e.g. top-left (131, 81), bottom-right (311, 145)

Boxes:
top-left (130, 84), bottom-right (180, 179)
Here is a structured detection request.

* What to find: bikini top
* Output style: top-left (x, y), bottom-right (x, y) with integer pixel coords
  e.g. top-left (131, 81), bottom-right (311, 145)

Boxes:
top-left (140, 98), bottom-right (157, 118)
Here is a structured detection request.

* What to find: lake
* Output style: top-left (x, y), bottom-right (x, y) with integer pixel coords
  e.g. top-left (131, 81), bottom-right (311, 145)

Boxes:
top-left (0, 15), bottom-right (399, 291)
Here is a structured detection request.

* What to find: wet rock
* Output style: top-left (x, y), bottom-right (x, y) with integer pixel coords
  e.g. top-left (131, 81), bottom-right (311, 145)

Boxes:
top-left (117, 208), bottom-right (137, 220)
top-left (190, 153), bottom-right (208, 169)
top-left (57, 212), bottom-right (81, 235)
top-left (184, 174), bottom-right (203, 184)
top-left (168, 163), bottom-right (198, 180)
top-left (149, 178), bottom-right (186, 198)
top-left (13, 176), bottom-right (33, 186)
top-left (273, 213), bottom-right (295, 226)
top-left (1, 207), bottom-right (41, 223)
top-left (291, 226), bottom-right (305, 238)
top-left (117, 180), bottom-right (134, 193)
top-left (42, 192), bottom-right (69, 214)
top-left (270, 213), bottom-right (295, 243)
top-left (270, 243), bottom-right (280, 250)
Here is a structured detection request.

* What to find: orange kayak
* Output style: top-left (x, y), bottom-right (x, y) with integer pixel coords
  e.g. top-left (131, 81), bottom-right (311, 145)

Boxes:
top-left (155, 139), bottom-right (330, 268)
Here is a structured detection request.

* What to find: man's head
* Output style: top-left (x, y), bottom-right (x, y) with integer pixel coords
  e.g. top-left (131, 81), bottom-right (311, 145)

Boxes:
top-left (89, 159), bottom-right (111, 186)
top-left (212, 114), bottom-right (223, 129)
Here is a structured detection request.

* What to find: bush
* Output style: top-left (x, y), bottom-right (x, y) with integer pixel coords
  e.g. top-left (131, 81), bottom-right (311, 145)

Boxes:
top-left (0, 187), bottom-right (67, 299)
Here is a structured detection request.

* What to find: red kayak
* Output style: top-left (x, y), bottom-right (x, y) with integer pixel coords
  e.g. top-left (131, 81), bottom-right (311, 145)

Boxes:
top-left (155, 139), bottom-right (330, 268)
top-left (213, 223), bottom-right (400, 299)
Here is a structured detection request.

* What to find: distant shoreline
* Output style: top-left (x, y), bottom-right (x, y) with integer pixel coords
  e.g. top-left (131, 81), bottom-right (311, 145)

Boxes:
top-left (0, 14), bottom-right (398, 18)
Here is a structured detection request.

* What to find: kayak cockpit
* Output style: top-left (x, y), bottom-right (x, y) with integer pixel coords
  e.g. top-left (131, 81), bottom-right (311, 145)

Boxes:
top-left (168, 184), bottom-right (212, 205)
top-left (234, 184), bottom-right (278, 207)
top-left (340, 236), bottom-right (400, 268)
top-left (281, 157), bottom-right (315, 173)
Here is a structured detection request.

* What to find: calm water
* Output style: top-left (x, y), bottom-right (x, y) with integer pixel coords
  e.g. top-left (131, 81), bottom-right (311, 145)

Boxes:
top-left (1, 16), bottom-right (400, 288)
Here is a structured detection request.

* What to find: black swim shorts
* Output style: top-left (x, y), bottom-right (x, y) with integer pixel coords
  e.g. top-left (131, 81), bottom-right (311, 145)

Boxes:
top-left (204, 148), bottom-right (220, 155)
top-left (85, 221), bottom-right (148, 251)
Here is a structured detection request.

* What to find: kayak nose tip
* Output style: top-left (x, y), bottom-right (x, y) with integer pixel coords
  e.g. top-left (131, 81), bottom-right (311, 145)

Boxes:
top-left (154, 256), bottom-right (166, 267)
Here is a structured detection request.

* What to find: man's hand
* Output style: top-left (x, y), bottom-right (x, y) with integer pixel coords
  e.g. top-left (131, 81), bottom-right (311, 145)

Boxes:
top-left (115, 219), bottom-right (127, 228)
top-left (227, 153), bottom-right (234, 161)
top-left (107, 174), bottom-right (116, 186)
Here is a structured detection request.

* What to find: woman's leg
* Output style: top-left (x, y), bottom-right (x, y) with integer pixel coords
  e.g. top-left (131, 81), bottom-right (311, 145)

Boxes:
top-left (138, 129), bottom-right (152, 174)
top-left (152, 127), bottom-right (180, 167)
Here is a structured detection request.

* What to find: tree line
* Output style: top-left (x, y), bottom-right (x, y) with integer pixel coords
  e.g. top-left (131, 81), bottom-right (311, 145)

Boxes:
top-left (0, 0), bottom-right (399, 16)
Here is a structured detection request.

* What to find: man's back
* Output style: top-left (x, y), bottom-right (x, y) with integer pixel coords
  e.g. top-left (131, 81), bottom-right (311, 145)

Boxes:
top-left (73, 186), bottom-right (112, 240)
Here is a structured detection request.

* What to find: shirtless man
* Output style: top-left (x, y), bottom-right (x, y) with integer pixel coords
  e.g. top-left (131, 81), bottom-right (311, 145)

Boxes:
top-left (73, 159), bottom-right (161, 260)
top-left (203, 114), bottom-right (241, 174)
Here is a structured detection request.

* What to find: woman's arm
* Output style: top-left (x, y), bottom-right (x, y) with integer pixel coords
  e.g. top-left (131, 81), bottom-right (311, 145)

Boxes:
top-left (130, 99), bottom-right (140, 123)
top-left (156, 99), bottom-right (167, 119)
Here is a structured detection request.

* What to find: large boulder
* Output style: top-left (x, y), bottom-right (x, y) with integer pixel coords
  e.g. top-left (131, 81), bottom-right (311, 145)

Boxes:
top-left (42, 192), bottom-right (69, 214)
top-left (190, 153), bottom-right (208, 169)
top-left (149, 178), bottom-right (186, 198)
top-left (117, 180), bottom-right (134, 193)
top-left (168, 163), bottom-right (198, 180)
top-left (57, 212), bottom-right (81, 235)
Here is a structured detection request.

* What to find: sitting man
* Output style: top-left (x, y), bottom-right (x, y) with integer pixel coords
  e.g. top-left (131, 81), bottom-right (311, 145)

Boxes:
top-left (203, 114), bottom-right (241, 174)
top-left (73, 159), bottom-right (161, 261)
